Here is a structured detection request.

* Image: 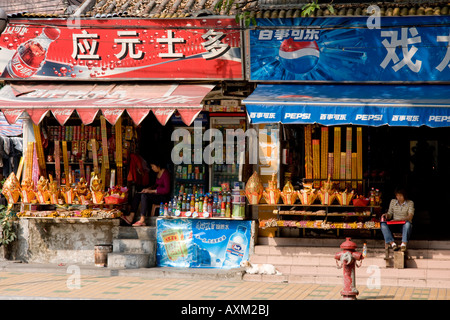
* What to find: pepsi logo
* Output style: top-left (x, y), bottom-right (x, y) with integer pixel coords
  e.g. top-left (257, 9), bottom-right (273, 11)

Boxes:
top-left (278, 38), bottom-right (320, 74)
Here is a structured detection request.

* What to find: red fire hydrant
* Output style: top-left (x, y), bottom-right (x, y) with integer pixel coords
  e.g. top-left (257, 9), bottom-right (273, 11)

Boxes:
top-left (335, 237), bottom-right (364, 300)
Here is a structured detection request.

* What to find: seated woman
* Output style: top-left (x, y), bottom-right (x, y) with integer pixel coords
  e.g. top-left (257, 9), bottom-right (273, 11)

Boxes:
top-left (380, 188), bottom-right (414, 252)
top-left (123, 159), bottom-right (171, 226)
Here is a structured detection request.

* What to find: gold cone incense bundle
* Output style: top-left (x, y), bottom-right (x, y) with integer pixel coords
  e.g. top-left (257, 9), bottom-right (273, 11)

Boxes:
top-left (245, 171), bottom-right (263, 204)
top-left (318, 190), bottom-right (336, 205)
top-left (281, 180), bottom-right (297, 204)
top-left (90, 174), bottom-right (105, 204)
top-left (2, 172), bottom-right (21, 206)
top-left (36, 176), bottom-right (50, 204)
top-left (48, 175), bottom-right (61, 204)
top-left (20, 177), bottom-right (36, 204)
top-left (336, 190), bottom-right (355, 206)
top-left (263, 173), bottom-right (280, 205)
top-left (297, 183), bottom-right (317, 205)
top-left (74, 178), bottom-right (91, 204)
top-left (62, 186), bottom-right (74, 204)
top-left (317, 176), bottom-right (335, 205)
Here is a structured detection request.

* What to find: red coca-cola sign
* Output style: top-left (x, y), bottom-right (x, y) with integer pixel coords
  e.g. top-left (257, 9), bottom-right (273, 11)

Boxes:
top-left (0, 19), bottom-right (242, 80)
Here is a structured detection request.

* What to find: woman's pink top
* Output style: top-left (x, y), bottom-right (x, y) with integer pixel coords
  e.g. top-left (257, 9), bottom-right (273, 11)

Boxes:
top-left (154, 170), bottom-right (170, 195)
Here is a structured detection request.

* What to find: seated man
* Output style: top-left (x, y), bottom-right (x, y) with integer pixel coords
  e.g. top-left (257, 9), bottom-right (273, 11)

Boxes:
top-left (380, 188), bottom-right (414, 252)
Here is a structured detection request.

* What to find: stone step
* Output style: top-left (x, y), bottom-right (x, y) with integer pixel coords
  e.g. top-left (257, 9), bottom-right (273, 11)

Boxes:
top-left (250, 251), bottom-right (450, 271)
top-left (253, 245), bottom-right (450, 259)
top-left (107, 252), bottom-right (155, 269)
top-left (257, 237), bottom-right (450, 250)
top-left (117, 226), bottom-right (157, 240)
top-left (112, 239), bottom-right (156, 254)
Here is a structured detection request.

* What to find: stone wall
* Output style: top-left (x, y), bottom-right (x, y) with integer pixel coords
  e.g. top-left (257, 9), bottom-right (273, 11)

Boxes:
top-left (5, 218), bottom-right (119, 265)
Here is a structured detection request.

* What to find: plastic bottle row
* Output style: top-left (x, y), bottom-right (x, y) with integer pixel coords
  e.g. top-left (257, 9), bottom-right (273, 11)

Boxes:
top-left (159, 191), bottom-right (245, 218)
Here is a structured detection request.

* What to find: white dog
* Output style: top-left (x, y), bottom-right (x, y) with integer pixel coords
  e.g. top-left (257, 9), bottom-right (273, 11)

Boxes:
top-left (240, 260), bottom-right (282, 275)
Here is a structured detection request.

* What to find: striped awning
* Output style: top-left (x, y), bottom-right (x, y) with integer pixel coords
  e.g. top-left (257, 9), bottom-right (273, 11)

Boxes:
top-left (0, 83), bottom-right (214, 126)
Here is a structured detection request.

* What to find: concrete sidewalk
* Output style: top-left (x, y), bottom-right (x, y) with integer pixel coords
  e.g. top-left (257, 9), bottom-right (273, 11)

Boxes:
top-left (0, 260), bottom-right (448, 300)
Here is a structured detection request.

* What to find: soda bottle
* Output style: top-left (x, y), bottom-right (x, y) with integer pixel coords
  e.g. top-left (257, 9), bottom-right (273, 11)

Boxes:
top-left (198, 196), bottom-right (203, 213)
top-left (168, 201), bottom-right (172, 216)
top-left (164, 203), bottom-right (168, 216)
top-left (177, 195), bottom-right (182, 210)
top-left (362, 243), bottom-right (367, 258)
top-left (2, 26), bottom-right (60, 78)
top-left (203, 195), bottom-right (208, 213)
top-left (207, 197), bottom-right (212, 213)
top-left (159, 202), bottom-right (164, 216)
top-left (369, 188), bottom-right (375, 206)
top-left (190, 194), bottom-right (195, 213)
top-left (225, 202), bottom-right (231, 218)
top-left (220, 201), bottom-right (226, 217)
top-left (222, 226), bottom-right (248, 268)
top-left (212, 201), bottom-right (217, 216)
top-left (182, 193), bottom-right (187, 211)
top-left (375, 189), bottom-right (380, 205)
top-left (194, 196), bottom-right (199, 213)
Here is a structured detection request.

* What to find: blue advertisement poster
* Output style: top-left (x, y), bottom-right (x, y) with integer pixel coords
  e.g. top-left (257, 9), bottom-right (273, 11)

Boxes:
top-left (156, 219), bottom-right (252, 269)
top-left (249, 16), bottom-right (450, 82)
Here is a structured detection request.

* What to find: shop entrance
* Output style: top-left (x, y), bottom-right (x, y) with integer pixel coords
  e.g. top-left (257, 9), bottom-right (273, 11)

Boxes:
top-left (278, 124), bottom-right (450, 240)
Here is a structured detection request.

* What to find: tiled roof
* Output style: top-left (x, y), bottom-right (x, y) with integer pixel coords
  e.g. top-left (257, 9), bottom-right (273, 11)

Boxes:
top-left (246, 1), bottom-right (450, 18)
top-left (85, 0), bottom-right (220, 18)
top-left (1, 0), bottom-right (68, 16)
top-left (5, 0), bottom-right (450, 18)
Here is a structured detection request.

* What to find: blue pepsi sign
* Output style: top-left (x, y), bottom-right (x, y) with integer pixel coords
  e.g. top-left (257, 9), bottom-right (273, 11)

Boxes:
top-left (249, 16), bottom-right (450, 82)
top-left (244, 84), bottom-right (450, 127)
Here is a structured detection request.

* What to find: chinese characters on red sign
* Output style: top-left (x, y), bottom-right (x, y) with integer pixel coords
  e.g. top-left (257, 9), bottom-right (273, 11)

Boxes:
top-left (0, 18), bottom-right (243, 80)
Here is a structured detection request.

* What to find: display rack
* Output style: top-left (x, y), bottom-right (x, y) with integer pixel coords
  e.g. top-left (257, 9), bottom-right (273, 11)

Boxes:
top-left (253, 203), bottom-right (381, 237)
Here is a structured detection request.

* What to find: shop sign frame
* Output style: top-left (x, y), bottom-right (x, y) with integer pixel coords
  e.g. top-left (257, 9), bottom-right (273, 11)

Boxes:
top-left (0, 18), bottom-right (243, 81)
top-left (246, 15), bottom-right (450, 82)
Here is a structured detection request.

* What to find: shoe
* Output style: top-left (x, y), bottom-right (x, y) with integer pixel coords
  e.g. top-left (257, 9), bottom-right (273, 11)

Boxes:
top-left (401, 243), bottom-right (407, 252)
top-left (132, 221), bottom-right (146, 227)
top-left (120, 215), bottom-right (133, 225)
top-left (391, 243), bottom-right (399, 251)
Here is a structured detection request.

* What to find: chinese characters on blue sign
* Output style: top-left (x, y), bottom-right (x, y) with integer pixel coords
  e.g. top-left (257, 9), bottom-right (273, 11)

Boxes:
top-left (249, 16), bottom-right (450, 82)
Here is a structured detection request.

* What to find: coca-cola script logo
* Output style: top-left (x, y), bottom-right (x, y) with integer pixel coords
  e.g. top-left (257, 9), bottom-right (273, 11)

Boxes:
top-left (154, 109), bottom-right (175, 116)
top-left (52, 109), bottom-right (73, 116)
top-left (3, 25), bottom-right (29, 36)
top-left (102, 109), bottom-right (124, 116)
top-left (3, 110), bottom-right (24, 116)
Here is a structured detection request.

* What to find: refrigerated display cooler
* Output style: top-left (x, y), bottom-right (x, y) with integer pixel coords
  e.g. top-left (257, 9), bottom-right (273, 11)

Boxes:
top-left (172, 113), bottom-right (208, 196)
top-left (209, 116), bottom-right (246, 190)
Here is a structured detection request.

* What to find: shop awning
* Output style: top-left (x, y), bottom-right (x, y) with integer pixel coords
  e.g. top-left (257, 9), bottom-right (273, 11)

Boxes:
top-left (0, 112), bottom-right (23, 136)
top-left (0, 83), bottom-right (215, 126)
top-left (244, 84), bottom-right (450, 128)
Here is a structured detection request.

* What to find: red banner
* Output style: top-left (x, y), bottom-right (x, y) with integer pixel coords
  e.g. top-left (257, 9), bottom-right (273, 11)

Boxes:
top-left (0, 18), bottom-right (242, 81)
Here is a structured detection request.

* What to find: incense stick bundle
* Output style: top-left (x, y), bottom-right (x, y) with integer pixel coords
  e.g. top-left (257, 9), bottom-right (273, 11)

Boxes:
top-left (321, 127), bottom-right (328, 186)
top-left (333, 127), bottom-right (341, 181)
top-left (54, 141), bottom-right (61, 186)
top-left (305, 125), bottom-right (313, 180)
top-left (91, 139), bottom-right (99, 175)
top-left (346, 127), bottom-right (352, 183)
top-left (100, 116), bottom-right (109, 170)
top-left (62, 141), bottom-right (69, 186)
top-left (25, 142), bottom-right (34, 181)
top-left (357, 127), bottom-right (363, 192)
top-left (340, 152), bottom-right (346, 189)
top-left (115, 117), bottom-right (123, 186)
top-left (352, 153), bottom-right (357, 189)
top-left (33, 124), bottom-right (47, 178)
top-left (312, 139), bottom-right (320, 188)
